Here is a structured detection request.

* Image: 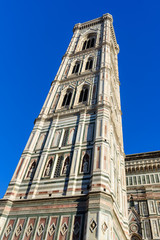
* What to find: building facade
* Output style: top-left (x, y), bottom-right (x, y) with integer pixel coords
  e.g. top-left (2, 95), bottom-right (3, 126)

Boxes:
top-left (0, 13), bottom-right (129, 240)
top-left (0, 13), bottom-right (159, 240)
top-left (126, 151), bottom-right (160, 240)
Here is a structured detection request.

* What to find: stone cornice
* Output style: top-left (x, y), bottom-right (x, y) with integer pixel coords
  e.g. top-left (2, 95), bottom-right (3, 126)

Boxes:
top-left (35, 103), bottom-right (112, 124)
top-left (63, 41), bottom-right (117, 60)
top-left (73, 16), bottom-right (103, 32)
top-left (73, 13), bottom-right (113, 32)
top-left (126, 151), bottom-right (160, 161)
top-left (125, 152), bottom-right (160, 174)
top-left (60, 70), bottom-right (99, 83)
top-left (54, 67), bottom-right (119, 85)
top-left (67, 45), bottom-right (101, 58)
top-left (0, 191), bottom-right (116, 206)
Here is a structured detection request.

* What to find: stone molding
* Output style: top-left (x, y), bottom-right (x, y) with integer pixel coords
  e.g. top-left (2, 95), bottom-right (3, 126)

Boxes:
top-left (125, 151), bottom-right (160, 174)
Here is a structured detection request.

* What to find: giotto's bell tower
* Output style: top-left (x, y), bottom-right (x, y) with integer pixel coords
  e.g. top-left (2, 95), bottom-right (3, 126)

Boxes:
top-left (0, 14), bottom-right (129, 240)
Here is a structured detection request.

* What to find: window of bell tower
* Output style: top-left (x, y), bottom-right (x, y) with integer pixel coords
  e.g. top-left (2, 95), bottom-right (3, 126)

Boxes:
top-left (79, 86), bottom-right (89, 103)
top-left (62, 90), bottom-right (72, 107)
top-left (82, 36), bottom-right (95, 50)
top-left (85, 58), bottom-right (93, 70)
top-left (72, 61), bottom-right (80, 74)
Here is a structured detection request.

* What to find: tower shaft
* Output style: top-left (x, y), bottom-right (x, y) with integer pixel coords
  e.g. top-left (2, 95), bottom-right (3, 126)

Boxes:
top-left (0, 14), bottom-right (129, 240)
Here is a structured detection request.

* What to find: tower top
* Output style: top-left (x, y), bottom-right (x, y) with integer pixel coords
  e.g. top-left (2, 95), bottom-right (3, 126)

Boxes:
top-left (73, 13), bottom-right (119, 52)
top-left (73, 13), bottom-right (113, 31)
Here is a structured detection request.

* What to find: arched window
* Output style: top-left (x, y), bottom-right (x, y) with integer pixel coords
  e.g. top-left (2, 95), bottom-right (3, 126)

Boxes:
top-left (27, 161), bottom-right (36, 179)
top-left (82, 36), bottom-right (95, 50)
top-left (44, 158), bottom-right (53, 177)
top-left (62, 90), bottom-right (72, 107)
top-left (81, 153), bottom-right (89, 173)
top-left (79, 86), bottom-right (89, 103)
top-left (72, 62), bottom-right (80, 74)
top-left (85, 58), bottom-right (93, 70)
top-left (82, 40), bottom-right (87, 50)
top-left (62, 156), bottom-right (70, 175)
top-left (90, 38), bottom-right (95, 47)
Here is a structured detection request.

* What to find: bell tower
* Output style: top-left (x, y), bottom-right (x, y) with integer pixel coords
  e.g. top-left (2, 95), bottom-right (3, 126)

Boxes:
top-left (0, 14), bottom-right (129, 240)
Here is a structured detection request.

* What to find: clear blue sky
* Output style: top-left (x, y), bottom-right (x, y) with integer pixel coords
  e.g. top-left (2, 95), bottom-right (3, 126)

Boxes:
top-left (0, 0), bottom-right (160, 198)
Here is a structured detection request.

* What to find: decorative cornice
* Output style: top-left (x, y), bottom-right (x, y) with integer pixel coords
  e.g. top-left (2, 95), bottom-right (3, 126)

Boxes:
top-left (73, 23), bottom-right (81, 32)
top-left (125, 152), bottom-right (160, 174)
top-left (59, 71), bottom-right (99, 83)
top-left (126, 150), bottom-right (160, 161)
top-left (102, 13), bottom-right (113, 22)
top-left (73, 13), bottom-right (113, 32)
top-left (68, 45), bottom-right (101, 58)
top-left (73, 17), bottom-right (102, 32)
top-left (35, 103), bottom-right (112, 124)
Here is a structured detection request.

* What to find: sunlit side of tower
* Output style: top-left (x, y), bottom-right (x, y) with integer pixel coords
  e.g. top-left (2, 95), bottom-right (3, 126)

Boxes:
top-left (0, 14), bottom-right (129, 240)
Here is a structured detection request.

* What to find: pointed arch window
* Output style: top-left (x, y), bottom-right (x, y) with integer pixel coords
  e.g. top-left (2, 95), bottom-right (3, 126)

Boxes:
top-left (79, 86), bottom-right (89, 103)
top-left (85, 58), bottom-right (93, 70)
top-left (82, 37), bottom-right (95, 50)
top-left (62, 90), bottom-right (72, 107)
top-left (90, 38), bottom-right (95, 47)
top-left (72, 61), bottom-right (80, 74)
top-left (82, 40), bottom-right (87, 50)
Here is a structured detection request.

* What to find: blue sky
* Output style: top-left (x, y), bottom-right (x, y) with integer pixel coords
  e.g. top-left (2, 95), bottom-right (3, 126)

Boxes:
top-left (0, 0), bottom-right (160, 198)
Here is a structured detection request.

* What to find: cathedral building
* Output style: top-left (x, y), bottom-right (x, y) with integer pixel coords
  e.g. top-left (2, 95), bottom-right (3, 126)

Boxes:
top-left (126, 151), bottom-right (160, 240)
top-left (0, 13), bottom-right (159, 240)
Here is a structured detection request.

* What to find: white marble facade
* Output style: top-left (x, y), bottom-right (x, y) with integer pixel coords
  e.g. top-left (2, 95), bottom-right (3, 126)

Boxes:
top-left (0, 14), bottom-right (129, 240)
